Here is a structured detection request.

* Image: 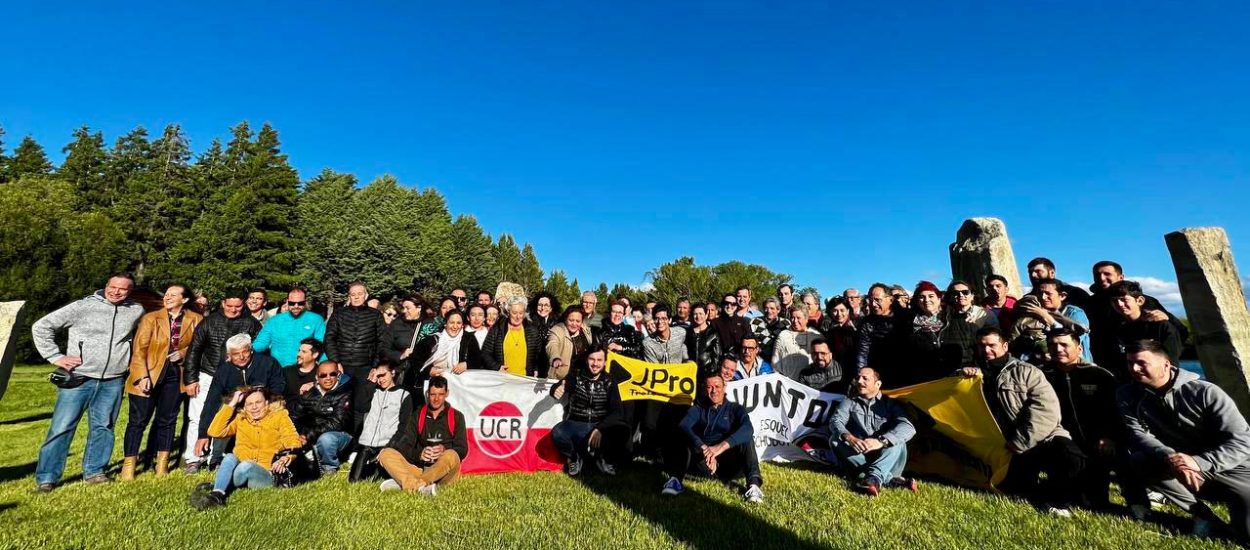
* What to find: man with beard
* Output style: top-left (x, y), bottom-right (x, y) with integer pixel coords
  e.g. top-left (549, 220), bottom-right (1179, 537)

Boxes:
top-left (253, 287), bottom-right (326, 367)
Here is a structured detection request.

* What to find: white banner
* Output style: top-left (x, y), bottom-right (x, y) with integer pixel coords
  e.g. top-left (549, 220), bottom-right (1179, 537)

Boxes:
top-left (726, 374), bottom-right (843, 463)
top-left (442, 370), bottom-right (566, 474)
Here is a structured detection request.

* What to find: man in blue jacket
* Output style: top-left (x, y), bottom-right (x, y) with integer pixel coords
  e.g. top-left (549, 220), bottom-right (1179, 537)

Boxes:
top-left (660, 375), bottom-right (764, 503)
top-left (193, 333), bottom-right (286, 468)
top-left (253, 287), bottom-right (326, 367)
top-left (830, 367), bottom-right (917, 496)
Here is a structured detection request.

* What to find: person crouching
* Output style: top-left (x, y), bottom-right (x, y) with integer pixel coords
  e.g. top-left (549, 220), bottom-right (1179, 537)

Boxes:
top-left (190, 387), bottom-right (301, 510)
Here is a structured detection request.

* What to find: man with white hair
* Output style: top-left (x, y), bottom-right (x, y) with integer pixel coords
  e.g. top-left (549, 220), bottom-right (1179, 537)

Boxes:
top-left (193, 333), bottom-right (286, 468)
top-left (183, 290), bottom-right (261, 474)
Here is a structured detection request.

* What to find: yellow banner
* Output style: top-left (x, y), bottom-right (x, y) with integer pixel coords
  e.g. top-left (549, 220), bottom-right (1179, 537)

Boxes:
top-left (885, 375), bottom-right (1012, 490)
top-left (606, 352), bottom-right (697, 405)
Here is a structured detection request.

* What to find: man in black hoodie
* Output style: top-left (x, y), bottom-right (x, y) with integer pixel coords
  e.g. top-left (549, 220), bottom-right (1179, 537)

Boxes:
top-left (292, 361), bottom-right (354, 475)
top-left (325, 281), bottom-right (388, 431)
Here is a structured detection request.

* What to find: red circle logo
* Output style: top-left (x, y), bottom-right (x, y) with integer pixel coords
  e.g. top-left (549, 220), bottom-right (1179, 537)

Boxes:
top-left (476, 401), bottom-right (526, 459)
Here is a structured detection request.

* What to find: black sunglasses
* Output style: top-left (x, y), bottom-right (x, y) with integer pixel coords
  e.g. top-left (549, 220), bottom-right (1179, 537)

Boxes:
top-left (287, 300), bottom-right (306, 306)
top-left (317, 372), bottom-right (340, 379)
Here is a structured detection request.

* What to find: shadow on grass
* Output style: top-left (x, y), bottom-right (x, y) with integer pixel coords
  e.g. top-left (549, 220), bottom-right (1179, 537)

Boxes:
top-left (0, 411), bottom-right (53, 426)
top-left (0, 462), bottom-right (37, 483)
top-left (0, 502), bottom-right (15, 514)
top-left (576, 464), bottom-right (824, 550)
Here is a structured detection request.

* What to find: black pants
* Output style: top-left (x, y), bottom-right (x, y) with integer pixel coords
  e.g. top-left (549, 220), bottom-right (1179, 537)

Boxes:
top-left (623, 401), bottom-right (687, 458)
top-left (664, 438), bottom-right (764, 487)
top-left (1002, 436), bottom-right (1087, 508)
top-left (123, 365), bottom-right (182, 456)
top-left (347, 366), bottom-right (375, 436)
top-left (349, 445), bottom-right (386, 483)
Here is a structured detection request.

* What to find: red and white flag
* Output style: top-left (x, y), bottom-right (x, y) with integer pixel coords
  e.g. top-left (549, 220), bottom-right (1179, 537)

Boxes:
top-left (443, 370), bottom-right (565, 474)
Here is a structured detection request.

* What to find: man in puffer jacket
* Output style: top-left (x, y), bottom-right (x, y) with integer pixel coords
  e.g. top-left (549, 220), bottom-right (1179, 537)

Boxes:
top-left (291, 362), bottom-right (354, 475)
top-left (182, 291), bottom-right (262, 473)
top-left (961, 326), bottom-right (1087, 516)
top-left (1120, 339), bottom-right (1250, 542)
top-left (325, 282), bottom-right (387, 429)
top-left (32, 274), bottom-right (145, 491)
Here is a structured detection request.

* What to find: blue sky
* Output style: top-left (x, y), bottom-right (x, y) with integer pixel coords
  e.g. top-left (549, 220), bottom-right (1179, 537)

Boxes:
top-left (4, 2), bottom-right (1249, 314)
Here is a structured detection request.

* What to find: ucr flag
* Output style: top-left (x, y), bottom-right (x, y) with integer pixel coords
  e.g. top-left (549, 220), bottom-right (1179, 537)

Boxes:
top-left (442, 370), bottom-right (566, 474)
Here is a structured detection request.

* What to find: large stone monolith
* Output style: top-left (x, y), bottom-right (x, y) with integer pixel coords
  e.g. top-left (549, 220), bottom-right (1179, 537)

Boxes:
top-left (950, 218), bottom-right (1024, 298)
top-left (0, 301), bottom-right (27, 402)
top-left (1166, 227), bottom-right (1250, 416)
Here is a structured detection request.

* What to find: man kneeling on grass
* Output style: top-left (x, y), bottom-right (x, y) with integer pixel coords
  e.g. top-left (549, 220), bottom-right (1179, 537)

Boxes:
top-left (830, 367), bottom-right (918, 495)
top-left (190, 387), bottom-right (301, 510)
top-left (660, 375), bottom-right (764, 503)
top-left (377, 375), bottom-right (467, 496)
top-left (550, 345), bottom-right (627, 476)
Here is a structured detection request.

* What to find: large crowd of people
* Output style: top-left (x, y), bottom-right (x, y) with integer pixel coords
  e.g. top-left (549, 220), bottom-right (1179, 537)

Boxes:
top-left (26, 257), bottom-right (1250, 544)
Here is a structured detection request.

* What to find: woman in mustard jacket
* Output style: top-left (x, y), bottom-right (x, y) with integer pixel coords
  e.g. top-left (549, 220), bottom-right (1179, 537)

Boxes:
top-left (121, 284), bottom-right (203, 481)
top-left (190, 387), bottom-right (301, 510)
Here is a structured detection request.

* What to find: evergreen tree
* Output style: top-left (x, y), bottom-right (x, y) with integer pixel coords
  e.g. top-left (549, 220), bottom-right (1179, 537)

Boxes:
top-left (112, 124), bottom-right (195, 284)
top-left (449, 214), bottom-right (498, 294)
top-left (494, 234), bottom-right (523, 284)
top-left (517, 243), bottom-right (545, 295)
top-left (103, 127), bottom-right (152, 210)
top-left (294, 169), bottom-right (362, 306)
top-left (7, 135), bottom-right (53, 180)
top-left (59, 126), bottom-right (109, 210)
top-left (0, 125), bottom-right (9, 183)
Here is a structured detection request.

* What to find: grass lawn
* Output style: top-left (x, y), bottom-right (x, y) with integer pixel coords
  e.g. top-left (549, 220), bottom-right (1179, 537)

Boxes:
top-left (0, 365), bottom-right (1237, 549)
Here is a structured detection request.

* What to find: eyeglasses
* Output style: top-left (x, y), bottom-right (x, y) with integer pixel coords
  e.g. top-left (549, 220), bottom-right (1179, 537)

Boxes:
top-left (317, 372), bottom-right (340, 379)
top-left (722, 301), bottom-right (737, 307)
top-left (953, 290), bottom-right (973, 296)
top-left (287, 300), bottom-right (306, 306)
top-left (741, 345), bottom-right (758, 351)
top-left (455, 297), bottom-right (468, 303)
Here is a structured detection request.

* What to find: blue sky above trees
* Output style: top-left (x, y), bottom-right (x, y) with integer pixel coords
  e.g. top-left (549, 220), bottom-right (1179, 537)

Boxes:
top-left (3, 2), bottom-right (1249, 314)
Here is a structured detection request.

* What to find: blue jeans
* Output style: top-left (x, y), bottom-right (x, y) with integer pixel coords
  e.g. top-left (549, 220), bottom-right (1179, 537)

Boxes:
top-left (551, 420), bottom-right (597, 461)
top-left (834, 441), bottom-right (908, 482)
top-left (315, 431), bottom-right (352, 471)
top-left (36, 377), bottom-right (125, 485)
top-left (212, 453), bottom-right (273, 493)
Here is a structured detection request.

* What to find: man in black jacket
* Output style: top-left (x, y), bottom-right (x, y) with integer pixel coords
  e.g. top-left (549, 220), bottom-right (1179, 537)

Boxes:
top-left (377, 376), bottom-right (467, 495)
top-left (1042, 330), bottom-right (1138, 511)
top-left (856, 283), bottom-right (906, 383)
top-left (1107, 281), bottom-right (1184, 382)
top-left (550, 346), bottom-right (627, 476)
top-left (325, 281), bottom-right (387, 430)
top-left (595, 300), bottom-right (643, 359)
top-left (1086, 261), bottom-right (1188, 370)
top-left (182, 292), bottom-right (262, 474)
top-left (193, 333), bottom-right (285, 469)
top-left (292, 362), bottom-right (354, 475)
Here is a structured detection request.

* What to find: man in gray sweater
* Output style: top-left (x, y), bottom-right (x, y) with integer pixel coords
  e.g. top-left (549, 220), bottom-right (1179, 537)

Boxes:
top-left (1119, 339), bottom-right (1250, 542)
top-left (31, 274), bottom-right (145, 491)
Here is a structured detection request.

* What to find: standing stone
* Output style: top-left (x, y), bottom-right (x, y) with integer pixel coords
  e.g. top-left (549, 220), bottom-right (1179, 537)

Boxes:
top-left (950, 218), bottom-right (1024, 298)
top-left (0, 301), bottom-right (27, 402)
top-left (1166, 227), bottom-right (1250, 416)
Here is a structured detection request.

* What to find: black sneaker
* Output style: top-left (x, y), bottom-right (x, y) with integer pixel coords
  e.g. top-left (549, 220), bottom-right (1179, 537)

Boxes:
top-left (565, 457), bottom-right (583, 477)
top-left (193, 482), bottom-right (213, 494)
top-left (890, 476), bottom-right (919, 493)
top-left (34, 483), bottom-right (54, 494)
top-left (856, 476), bottom-right (881, 497)
top-left (83, 474), bottom-right (109, 485)
top-left (190, 490), bottom-right (226, 511)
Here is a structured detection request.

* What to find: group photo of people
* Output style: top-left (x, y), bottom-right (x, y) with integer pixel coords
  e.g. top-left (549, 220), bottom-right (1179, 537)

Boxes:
top-left (28, 255), bottom-right (1250, 544)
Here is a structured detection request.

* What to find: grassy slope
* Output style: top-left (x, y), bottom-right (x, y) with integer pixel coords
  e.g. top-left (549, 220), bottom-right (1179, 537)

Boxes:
top-left (0, 365), bottom-right (1234, 550)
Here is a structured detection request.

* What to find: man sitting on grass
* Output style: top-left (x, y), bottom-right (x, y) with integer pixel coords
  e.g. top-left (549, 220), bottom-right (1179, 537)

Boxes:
top-left (1119, 339), bottom-right (1250, 542)
top-left (291, 361), bottom-right (353, 476)
top-left (661, 375), bottom-right (764, 503)
top-left (830, 367), bottom-right (917, 495)
top-left (377, 375), bottom-right (467, 496)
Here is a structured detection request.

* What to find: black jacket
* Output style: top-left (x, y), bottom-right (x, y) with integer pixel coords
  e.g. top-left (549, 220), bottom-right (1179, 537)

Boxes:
top-left (184, 311), bottom-right (261, 384)
top-left (900, 310), bottom-right (978, 386)
top-left (1086, 285), bottom-right (1188, 371)
top-left (291, 377), bottom-right (354, 443)
top-left (481, 321), bottom-right (548, 377)
top-left (387, 404), bottom-right (468, 465)
top-left (595, 321), bottom-right (642, 359)
top-left (1043, 362), bottom-right (1123, 450)
top-left (825, 323), bottom-right (858, 373)
top-left (1110, 319), bottom-right (1184, 382)
top-left (552, 368), bottom-right (626, 431)
top-left (685, 326), bottom-right (723, 378)
top-left (325, 304), bottom-right (388, 369)
top-left (383, 317), bottom-right (426, 376)
top-left (461, 330), bottom-right (489, 370)
top-left (856, 313), bottom-right (906, 383)
top-left (198, 353), bottom-right (285, 437)
top-left (712, 316), bottom-right (752, 354)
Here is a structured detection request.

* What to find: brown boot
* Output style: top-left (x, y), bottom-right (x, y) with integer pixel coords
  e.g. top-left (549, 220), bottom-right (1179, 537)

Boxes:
top-left (155, 452), bottom-right (171, 478)
top-left (120, 456), bottom-right (137, 481)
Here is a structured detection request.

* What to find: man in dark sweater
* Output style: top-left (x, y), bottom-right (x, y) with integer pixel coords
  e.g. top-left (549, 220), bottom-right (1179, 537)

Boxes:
top-left (661, 375), bottom-right (764, 503)
top-left (377, 376), bottom-right (467, 495)
top-left (550, 346), bottom-right (626, 476)
top-left (1108, 281), bottom-right (1184, 382)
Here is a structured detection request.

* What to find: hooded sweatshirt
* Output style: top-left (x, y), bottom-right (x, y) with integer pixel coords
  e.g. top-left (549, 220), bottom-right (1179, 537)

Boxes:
top-left (32, 291), bottom-right (145, 379)
top-left (1118, 368), bottom-right (1250, 474)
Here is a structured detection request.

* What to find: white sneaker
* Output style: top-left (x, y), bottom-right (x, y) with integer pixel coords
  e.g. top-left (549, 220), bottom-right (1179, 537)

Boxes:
top-left (1045, 505), bottom-right (1072, 518)
top-left (1192, 517), bottom-right (1216, 538)
top-left (379, 479), bottom-right (401, 492)
top-left (744, 484), bottom-right (764, 503)
top-left (347, 452), bottom-right (358, 465)
top-left (418, 483), bottom-right (438, 497)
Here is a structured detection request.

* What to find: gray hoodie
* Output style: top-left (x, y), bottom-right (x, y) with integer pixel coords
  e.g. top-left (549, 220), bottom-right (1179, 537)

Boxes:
top-left (1118, 368), bottom-right (1250, 474)
top-left (32, 291), bottom-right (145, 379)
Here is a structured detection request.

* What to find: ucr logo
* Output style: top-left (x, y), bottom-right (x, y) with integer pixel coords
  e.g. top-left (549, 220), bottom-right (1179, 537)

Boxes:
top-left (476, 401), bottom-right (526, 459)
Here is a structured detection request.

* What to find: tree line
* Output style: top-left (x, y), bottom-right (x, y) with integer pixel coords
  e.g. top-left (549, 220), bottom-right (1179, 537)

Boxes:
top-left (0, 123), bottom-right (791, 358)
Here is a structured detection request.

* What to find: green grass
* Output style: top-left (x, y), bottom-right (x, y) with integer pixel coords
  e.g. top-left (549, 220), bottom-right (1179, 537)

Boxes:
top-left (0, 365), bottom-right (1236, 549)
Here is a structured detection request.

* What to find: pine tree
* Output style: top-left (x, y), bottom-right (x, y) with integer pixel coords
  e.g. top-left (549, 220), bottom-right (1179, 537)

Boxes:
top-left (294, 169), bottom-right (362, 306)
top-left (59, 126), bottom-right (109, 210)
top-left (112, 124), bottom-right (195, 284)
top-left (7, 135), bottom-right (53, 180)
top-left (449, 214), bottom-right (498, 294)
top-left (517, 243), bottom-right (545, 295)
top-left (494, 234), bottom-right (523, 284)
top-left (0, 125), bottom-right (9, 183)
top-left (103, 127), bottom-right (152, 210)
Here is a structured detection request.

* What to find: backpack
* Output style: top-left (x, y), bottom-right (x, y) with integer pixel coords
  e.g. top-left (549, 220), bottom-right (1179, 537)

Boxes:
top-left (416, 405), bottom-right (457, 437)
